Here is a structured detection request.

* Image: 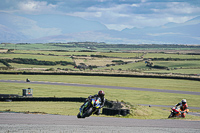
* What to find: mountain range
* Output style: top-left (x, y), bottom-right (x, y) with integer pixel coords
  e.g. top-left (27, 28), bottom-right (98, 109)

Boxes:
top-left (0, 12), bottom-right (199, 44)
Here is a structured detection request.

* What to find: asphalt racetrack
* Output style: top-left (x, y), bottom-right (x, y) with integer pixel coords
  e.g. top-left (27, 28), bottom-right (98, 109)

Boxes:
top-left (0, 80), bottom-right (200, 132)
top-left (0, 113), bottom-right (200, 133)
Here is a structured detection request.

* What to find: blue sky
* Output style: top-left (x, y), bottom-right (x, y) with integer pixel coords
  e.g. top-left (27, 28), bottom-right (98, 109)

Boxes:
top-left (1, 0), bottom-right (200, 31)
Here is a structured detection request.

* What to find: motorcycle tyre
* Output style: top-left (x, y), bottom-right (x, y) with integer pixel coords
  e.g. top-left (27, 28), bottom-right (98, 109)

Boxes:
top-left (168, 112), bottom-right (174, 118)
top-left (81, 110), bottom-right (89, 118)
top-left (81, 107), bottom-right (93, 118)
top-left (86, 107), bottom-right (93, 117)
top-left (77, 112), bottom-right (81, 118)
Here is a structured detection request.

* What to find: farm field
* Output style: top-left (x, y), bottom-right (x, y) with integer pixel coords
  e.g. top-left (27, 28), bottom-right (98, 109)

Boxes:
top-left (143, 53), bottom-right (200, 59)
top-left (0, 43), bottom-right (200, 73)
top-left (1, 49), bottom-right (200, 76)
top-left (0, 43), bottom-right (200, 119)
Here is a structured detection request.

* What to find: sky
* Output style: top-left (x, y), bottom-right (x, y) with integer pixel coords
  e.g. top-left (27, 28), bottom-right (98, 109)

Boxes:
top-left (1, 0), bottom-right (200, 31)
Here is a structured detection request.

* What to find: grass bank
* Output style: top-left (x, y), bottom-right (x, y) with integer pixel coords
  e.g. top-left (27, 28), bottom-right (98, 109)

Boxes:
top-left (0, 74), bottom-right (199, 92)
top-left (0, 74), bottom-right (199, 120)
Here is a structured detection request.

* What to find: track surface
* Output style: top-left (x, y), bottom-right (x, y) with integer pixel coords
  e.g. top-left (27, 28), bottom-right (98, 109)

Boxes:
top-left (0, 113), bottom-right (200, 133)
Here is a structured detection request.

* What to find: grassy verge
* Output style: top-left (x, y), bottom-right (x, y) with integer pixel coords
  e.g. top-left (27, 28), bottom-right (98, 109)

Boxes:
top-left (0, 74), bottom-right (199, 92)
top-left (0, 102), bottom-right (82, 116)
top-left (0, 74), bottom-right (199, 120)
top-left (0, 82), bottom-right (199, 107)
top-left (0, 102), bottom-right (199, 120)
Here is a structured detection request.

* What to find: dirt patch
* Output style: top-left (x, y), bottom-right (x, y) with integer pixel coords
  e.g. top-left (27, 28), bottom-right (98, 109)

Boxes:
top-left (0, 49), bottom-right (8, 53)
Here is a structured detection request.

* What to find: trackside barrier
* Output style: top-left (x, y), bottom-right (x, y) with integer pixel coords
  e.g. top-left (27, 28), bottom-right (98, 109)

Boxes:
top-left (0, 97), bottom-right (86, 102)
top-left (102, 108), bottom-right (130, 116)
top-left (0, 97), bottom-right (120, 106)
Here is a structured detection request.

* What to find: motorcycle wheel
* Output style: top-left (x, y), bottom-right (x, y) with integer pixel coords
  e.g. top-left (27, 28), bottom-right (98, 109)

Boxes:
top-left (77, 112), bottom-right (81, 118)
top-left (86, 107), bottom-right (93, 117)
top-left (168, 112), bottom-right (174, 118)
top-left (82, 107), bottom-right (93, 118)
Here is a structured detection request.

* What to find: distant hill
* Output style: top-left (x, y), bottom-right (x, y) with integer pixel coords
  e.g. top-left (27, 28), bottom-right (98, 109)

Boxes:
top-left (22, 14), bottom-right (108, 34)
top-left (0, 12), bottom-right (108, 43)
top-left (122, 16), bottom-right (200, 44)
top-left (0, 12), bottom-right (199, 44)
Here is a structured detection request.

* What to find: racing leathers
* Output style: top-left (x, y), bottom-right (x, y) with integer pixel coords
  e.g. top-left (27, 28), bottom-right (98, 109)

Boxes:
top-left (175, 102), bottom-right (188, 118)
top-left (84, 94), bottom-right (105, 115)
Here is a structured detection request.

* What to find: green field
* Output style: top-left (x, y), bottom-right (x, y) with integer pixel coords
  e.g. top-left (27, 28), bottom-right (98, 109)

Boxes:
top-left (0, 74), bottom-right (199, 120)
top-left (1, 49), bottom-right (200, 76)
top-left (0, 44), bottom-right (200, 119)
top-left (145, 69), bottom-right (200, 75)
top-left (1, 74), bottom-right (200, 92)
top-left (143, 53), bottom-right (200, 59)
top-left (0, 53), bottom-right (73, 62)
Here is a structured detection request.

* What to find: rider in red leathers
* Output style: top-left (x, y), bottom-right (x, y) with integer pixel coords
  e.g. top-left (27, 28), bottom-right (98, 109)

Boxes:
top-left (175, 99), bottom-right (188, 118)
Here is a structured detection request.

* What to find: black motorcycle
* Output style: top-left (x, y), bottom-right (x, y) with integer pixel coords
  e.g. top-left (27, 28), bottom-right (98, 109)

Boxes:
top-left (77, 97), bottom-right (101, 118)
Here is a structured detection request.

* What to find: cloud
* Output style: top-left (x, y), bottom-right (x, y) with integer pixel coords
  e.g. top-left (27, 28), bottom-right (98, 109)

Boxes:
top-left (0, 0), bottom-right (58, 14)
top-left (66, 3), bottom-right (138, 30)
top-left (1, 0), bottom-right (200, 31)
top-left (65, 2), bottom-right (165, 30)
top-left (17, 0), bottom-right (57, 14)
top-left (153, 2), bottom-right (200, 15)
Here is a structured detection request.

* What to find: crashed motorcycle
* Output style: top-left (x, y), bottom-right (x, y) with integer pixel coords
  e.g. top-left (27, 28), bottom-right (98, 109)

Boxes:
top-left (168, 106), bottom-right (189, 118)
top-left (77, 97), bottom-right (101, 118)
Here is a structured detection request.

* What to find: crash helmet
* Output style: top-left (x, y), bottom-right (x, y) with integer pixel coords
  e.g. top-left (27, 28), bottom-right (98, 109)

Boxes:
top-left (98, 90), bottom-right (105, 97)
top-left (182, 99), bottom-right (187, 105)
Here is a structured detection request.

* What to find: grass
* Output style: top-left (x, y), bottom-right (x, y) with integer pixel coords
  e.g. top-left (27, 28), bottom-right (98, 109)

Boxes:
top-left (145, 68), bottom-right (200, 75)
top-left (96, 61), bottom-right (147, 70)
top-left (0, 53), bottom-right (73, 62)
top-left (143, 53), bottom-right (200, 59)
top-left (0, 74), bottom-right (199, 92)
top-left (0, 74), bottom-right (200, 120)
top-left (9, 63), bottom-right (75, 70)
top-left (0, 102), bottom-right (82, 116)
top-left (98, 52), bottom-right (143, 58)
top-left (14, 50), bottom-right (97, 56)
top-left (0, 48), bottom-right (200, 119)
top-left (14, 50), bottom-right (142, 58)
top-left (0, 102), bottom-right (170, 119)
top-left (1, 50), bottom-right (200, 75)
top-left (0, 82), bottom-right (199, 107)
top-left (74, 57), bottom-right (138, 67)
top-left (152, 61), bottom-right (200, 68)
top-left (0, 63), bottom-right (5, 67)
top-left (130, 106), bottom-right (199, 120)
top-left (0, 102), bottom-right (172, 119)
